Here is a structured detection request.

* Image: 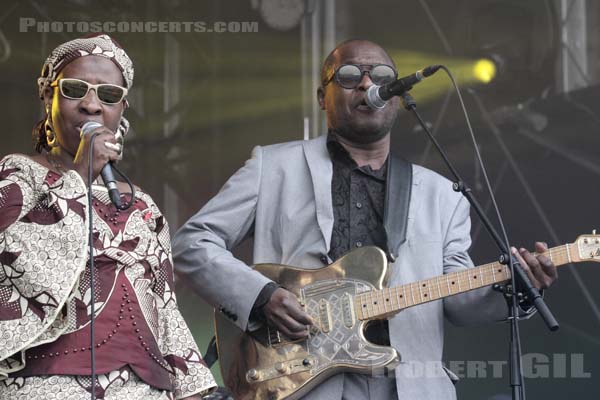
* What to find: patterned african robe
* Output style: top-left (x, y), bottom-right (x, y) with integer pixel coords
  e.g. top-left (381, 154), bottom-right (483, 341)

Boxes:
top-left (0, 154), bottom-right (216, 399)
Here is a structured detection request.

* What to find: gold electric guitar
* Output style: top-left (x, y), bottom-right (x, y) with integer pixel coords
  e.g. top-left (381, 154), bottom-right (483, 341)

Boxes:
top-left (215, 233), bottom-right (600, 400)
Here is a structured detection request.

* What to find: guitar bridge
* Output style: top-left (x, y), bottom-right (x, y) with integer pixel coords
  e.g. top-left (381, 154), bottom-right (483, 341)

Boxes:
top-left (267, 326), bottom-right (282, 346)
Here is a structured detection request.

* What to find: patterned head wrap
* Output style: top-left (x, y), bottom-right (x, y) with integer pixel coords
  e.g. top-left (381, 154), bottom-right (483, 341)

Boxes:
top-left (38, 33), bottom-right (134, 96)
top-left (36, 34), bottom-right (134, 145)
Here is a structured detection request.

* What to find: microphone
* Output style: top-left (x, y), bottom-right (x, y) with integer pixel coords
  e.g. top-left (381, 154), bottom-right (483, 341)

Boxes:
top-left (80, 121), bottom-right (121, 208)
top-left (365, 65), bottom-right (441, 109)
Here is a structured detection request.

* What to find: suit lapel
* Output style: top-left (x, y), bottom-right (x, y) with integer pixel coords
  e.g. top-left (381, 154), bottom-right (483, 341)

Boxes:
top-left (302, 135), bottom-right (334, 251)
top-left (384, 153), bottom-right (413, 260)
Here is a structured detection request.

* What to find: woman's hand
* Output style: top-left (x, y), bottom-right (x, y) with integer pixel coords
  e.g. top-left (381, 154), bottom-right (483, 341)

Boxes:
top-left (72, 126), bottom-right (121, 185)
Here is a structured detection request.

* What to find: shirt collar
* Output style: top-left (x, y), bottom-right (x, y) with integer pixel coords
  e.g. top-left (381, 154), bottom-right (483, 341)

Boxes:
top-left (326, 131), bottom-right (388, 180)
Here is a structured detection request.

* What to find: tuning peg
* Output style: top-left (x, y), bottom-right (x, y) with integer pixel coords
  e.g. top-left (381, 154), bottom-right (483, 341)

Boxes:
top-left (593, 229), bottom-right (597, 235)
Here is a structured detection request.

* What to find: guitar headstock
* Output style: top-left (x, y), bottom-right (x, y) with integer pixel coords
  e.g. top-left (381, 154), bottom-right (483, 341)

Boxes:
top-left (574, 231), bottom-right (600, 262)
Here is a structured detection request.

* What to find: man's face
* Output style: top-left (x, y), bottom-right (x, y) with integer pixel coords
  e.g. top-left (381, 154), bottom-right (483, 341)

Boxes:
top-left (318, 41), bottom-right (400, 144)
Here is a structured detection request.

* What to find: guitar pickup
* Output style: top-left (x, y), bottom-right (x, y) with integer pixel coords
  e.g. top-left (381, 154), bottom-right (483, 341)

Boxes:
top-left (342, 293), bottom-right (355, 328)
top-left (318, 299), bottom-right (332, 333)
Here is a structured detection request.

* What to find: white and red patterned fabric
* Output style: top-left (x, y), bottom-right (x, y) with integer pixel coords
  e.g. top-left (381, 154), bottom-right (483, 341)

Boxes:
top-left (0, 154), bottom-right (216, 399)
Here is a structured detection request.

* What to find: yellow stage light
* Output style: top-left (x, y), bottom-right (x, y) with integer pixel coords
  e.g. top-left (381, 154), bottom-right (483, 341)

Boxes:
top-left (385, 51), bottom-right (499, 103)
top-left (473, 58), bottom-right (496, 84)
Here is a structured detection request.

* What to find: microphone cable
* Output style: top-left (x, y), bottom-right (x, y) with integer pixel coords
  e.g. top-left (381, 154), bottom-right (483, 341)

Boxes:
top-left (410, 64), bottom-right (526, 399)
top-left (85, 133), bottom-right (136, 400)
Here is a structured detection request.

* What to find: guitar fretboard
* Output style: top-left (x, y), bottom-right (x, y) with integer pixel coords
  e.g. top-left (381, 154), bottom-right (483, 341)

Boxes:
top-left (355, 244), bottom-right (574, 321)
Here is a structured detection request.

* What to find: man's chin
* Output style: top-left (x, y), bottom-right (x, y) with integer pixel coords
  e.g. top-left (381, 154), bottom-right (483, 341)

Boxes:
top-left (336, 129), bottom-right (388, 145)
top-left (340, 120), bottom-right (391, 141)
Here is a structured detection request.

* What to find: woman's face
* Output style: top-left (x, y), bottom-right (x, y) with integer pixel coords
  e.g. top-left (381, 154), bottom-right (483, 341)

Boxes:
top-left (44, 56), bottom-right (126, 157)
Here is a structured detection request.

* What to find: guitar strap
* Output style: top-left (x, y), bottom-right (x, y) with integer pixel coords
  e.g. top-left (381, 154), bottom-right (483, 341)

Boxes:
top-left (383, 153), bottom-right (413, 262)
top-left (204, 335), bottom-right (218, 368)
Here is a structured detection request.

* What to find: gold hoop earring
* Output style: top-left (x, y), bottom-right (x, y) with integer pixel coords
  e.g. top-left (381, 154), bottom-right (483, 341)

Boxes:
top-left (45, 118), bottom-right (57, 148)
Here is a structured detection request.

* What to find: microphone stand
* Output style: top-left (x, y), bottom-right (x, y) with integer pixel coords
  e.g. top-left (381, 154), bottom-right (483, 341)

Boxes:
top-left (399, 92), bottom-right (558, 400)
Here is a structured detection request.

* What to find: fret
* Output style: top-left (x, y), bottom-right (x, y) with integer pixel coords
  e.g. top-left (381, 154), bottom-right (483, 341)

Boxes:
top-left (487, 264), bottom-right (494, 284)
top-left (359, 294), bottom-right (366, 320)
top-left (367, 291), bottom-right (374, 319)
top-left (437, 277), bottom-right (443, 299)
top-left (446, 275), bottom-right (451, 295)
top-left (567, 243), bottom-right (572, 263)
top-left (487, 267), bottom-right (494, 283)
top-left (426, 281), bottom-right (432, 300)
top-left (404, 284), bottom-right (411, 307)
top-left (385, 289), bottom-right (397, 312)
top-left (467, 271), bottom-right (472, 289)
top-left (418, 282), bottom-right (423, 303)
top-left (360, 293), bottom-right (365, 319)
top-left (375, 291), bottom-right (382, 315)
top-left (382, 289), bottom-right (390, 313)
top-left (360, 296), bottom-right (366, 320)
top-left (410, 283), bottom-right (416, 306)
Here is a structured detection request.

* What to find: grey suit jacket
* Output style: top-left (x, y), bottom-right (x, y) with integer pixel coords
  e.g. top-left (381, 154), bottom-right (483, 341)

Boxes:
top-left (173, 134), bottom-right (525, 399)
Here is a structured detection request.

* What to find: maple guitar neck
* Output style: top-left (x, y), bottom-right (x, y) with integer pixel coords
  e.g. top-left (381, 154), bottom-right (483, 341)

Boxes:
top-left (355, 242), bottom-right (586, 321)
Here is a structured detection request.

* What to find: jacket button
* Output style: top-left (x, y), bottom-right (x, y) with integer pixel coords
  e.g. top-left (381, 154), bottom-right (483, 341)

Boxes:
top-left (320, 255), bottom-right (328, 265)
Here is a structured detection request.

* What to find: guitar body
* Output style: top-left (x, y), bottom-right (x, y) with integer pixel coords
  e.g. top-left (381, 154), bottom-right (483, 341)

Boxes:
top-left (215, 247), bottom-right (399, 400)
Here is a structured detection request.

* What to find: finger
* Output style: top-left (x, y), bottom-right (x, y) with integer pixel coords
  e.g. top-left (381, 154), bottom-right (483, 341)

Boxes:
top-left (104, 142), bottom-right (122, 152)
top-left (285, 302), bottom-right (313, 326)
top-left (267, 316), bottom-right (297, 339)
top-left (275, 309), bottom-right (310, 334)
top-left (534, 242), bottom-right (557, 278)
top-left (521, 246), bottom-right (556, 290)
top-left (271, 314), bottom-right (308, 339)
top-left (534, 241), bottom-right (548, 253)
top-left (511, 247), bottom-right (540, 288)
top-left (97, 131), bottom-right (118, 143)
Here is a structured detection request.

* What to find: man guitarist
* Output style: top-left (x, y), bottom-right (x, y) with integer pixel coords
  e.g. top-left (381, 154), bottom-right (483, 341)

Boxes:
top-left (172, 39), bottom-right (557, 399)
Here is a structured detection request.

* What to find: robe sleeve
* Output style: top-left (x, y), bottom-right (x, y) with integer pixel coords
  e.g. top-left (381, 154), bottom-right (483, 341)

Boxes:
top-left (0, 155), bottom-right (88, 378)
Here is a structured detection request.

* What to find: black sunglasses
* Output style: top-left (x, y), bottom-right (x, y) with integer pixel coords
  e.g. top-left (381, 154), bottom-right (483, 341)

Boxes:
top-left (322, 64), bottom-right (398, 89)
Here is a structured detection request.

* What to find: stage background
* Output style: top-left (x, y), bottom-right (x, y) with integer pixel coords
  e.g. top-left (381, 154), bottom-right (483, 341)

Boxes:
top-left (1, 1), bottom-right (599, 398)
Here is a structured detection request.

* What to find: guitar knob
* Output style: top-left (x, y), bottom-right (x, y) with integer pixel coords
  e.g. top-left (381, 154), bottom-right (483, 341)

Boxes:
top-left (247, 368), bottom-right (261, 381)
top-left (302, 358), bottom-right (312, 367)
top-left (275, 362), bottom-right (288, 373)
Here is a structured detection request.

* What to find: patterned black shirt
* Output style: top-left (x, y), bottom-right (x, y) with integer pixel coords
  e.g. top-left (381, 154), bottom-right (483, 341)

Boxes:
top-left (327, 134), bottom-right (388, 262)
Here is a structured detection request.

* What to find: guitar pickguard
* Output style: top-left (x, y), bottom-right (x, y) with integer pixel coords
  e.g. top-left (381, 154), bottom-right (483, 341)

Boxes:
top-left (301, 279), bottom-right (394, 371)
